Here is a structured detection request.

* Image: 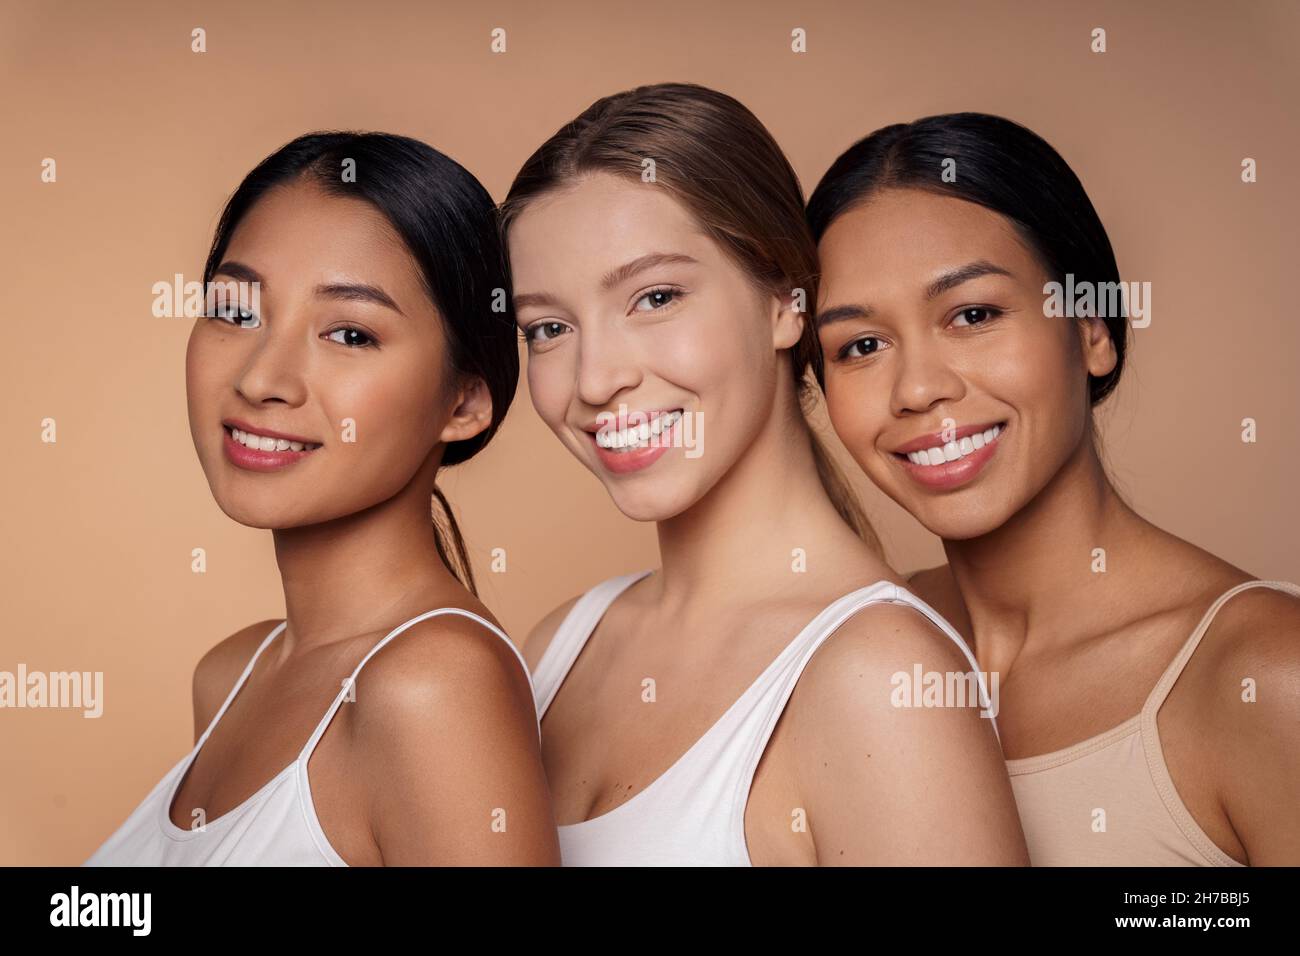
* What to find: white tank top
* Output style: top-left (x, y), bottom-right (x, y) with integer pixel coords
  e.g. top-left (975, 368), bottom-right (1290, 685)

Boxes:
top-left (84, 608), bottom-right (535, 867)
top-left (532, 569), bottom-right (996, 866)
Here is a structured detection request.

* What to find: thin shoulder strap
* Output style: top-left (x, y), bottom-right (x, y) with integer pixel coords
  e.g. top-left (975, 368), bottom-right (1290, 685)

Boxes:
top-left (841, 583), bottom-right (999, 742)
top-left (532, 570), bottom-right (655, 719)
top-left (733, 580), bottom-right (1001, 813)
top-left (745, 581), bottom-right (997, 746)
top-left (196, 621), bottom-right (287, 746)
top-left (1143, 579), bottom-right (1300, 716)
top-left (297, 608), bottom-right (536, 762)
top-left (886, 584), bottom-right (998, 736)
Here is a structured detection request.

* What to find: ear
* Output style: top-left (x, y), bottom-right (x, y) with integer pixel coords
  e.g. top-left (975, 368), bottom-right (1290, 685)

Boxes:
top-left (438, 375), bottom-right (493, 445)
top-left (771, 286), bottom-right (807, 351)
top-left (1079, 316), bottom-right (1117, 379)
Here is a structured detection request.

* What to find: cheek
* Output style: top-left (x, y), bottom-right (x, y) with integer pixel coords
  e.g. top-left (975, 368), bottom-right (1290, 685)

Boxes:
top-left (185, 329), bottom-right (233, 426)
top-left (526, 353), bottom-right (572, 431)
top-left (329, 366), bottom-right (442, 458)
top-left (655, 300), bottom-right (772, 410)
top-left (824, 371), bottom-right (885, 461)
top-left (987, 321), bottom-right (1086, 422)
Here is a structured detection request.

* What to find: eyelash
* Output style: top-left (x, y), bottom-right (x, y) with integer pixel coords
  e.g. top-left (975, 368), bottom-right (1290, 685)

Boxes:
top-left (206, 308), bottom-right (377, 348)
top-left (207, 304), bottom-right (259, 328)
top-left (324, 326), bottom-right (378, 348)
top-left (834, 306), bottom-right (1005, 361)
top-left (633, 285), bottom-right (685, 313)
top-left (521, 285), bottom-right (687, 345)
top-left (951, 305), bottom-right (1004, 328)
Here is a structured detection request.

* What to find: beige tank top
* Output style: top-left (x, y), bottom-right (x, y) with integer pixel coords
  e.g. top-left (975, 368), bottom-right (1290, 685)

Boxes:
top-left (1006, 579), bottom-right (1300, 867)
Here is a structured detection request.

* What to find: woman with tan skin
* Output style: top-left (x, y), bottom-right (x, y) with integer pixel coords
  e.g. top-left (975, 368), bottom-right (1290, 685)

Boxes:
top-left (505, 84), bottom-right (1027, 866)
top-left (87, 132), bottom-right (559, 866)
top-left (809, 112), bottom-right (1300, 866)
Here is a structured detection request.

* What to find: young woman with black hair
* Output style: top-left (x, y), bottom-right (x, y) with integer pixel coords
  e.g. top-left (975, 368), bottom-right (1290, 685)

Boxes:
top-left (506, 85), bottom-right (1027, 866)
top-left (808, 113), bottom-right (1300, 866)
top-left (87, 132), bottom-right (560, 866)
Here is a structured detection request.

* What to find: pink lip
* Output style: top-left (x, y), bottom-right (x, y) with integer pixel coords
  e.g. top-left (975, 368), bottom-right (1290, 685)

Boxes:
top-left (588, 413), bottom-right (682, 475)
top-left (222, 426), bottom-right (319, 473)
top-left (893, 422), bottom-right (1007, 492)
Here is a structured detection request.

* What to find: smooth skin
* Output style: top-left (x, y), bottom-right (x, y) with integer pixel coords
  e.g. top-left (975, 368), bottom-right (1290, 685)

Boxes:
top-left (510, 172), bottom-right (1027, 865)
top-left (179, 178), bottom-right (559, 865)
top-left (816, 186), bottom-right (1300, 865)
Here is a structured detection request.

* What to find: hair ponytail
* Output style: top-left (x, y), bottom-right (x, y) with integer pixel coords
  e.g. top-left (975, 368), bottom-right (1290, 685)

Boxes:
top-left (432, 485), bottom-right (477, 596)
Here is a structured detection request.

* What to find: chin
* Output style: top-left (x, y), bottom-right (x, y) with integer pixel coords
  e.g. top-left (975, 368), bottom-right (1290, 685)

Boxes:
top-left (210, 495), bottom-right (286, 531)
top-left (908, 498), bottom-right (1014, 542)
top-left (606, 481), bottom-right (698, 524)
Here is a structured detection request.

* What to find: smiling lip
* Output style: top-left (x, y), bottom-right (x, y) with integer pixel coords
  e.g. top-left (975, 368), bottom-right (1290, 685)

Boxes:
top-left (221, 418), bottom-right (321, 473)
top-left (892, 420), bottom-right (1008, 492)
top-left (580, 407), bottom-right (681, 434)
top-left (584, 407), bottom-right (684, 476)
top-left (893, 422), bottom-right (1001, 455)
top-left (223, 418), bottom-right (318, 445)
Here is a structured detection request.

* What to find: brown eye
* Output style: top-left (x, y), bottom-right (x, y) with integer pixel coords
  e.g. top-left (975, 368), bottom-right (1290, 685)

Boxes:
top-left (633, 287), bottom-right (683, 312)
top-left (325, 327), bottom-right (375, 347)
top-left (839, 336), bottom-right (882, 360)
top-left (951, 307), bottom-right (1002, 328)
top-left (209, 304), bottom-right (260, 328)
top-left (525, 321), bottom-right (569, 344)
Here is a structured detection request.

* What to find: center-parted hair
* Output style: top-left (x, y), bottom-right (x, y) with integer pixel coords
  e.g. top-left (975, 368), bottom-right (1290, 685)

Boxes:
top-left (806, 112), bottom-right (1128, 405)
top-left (202, 131), bottom-right (518, 594)
top-left (501, 82), bottom-right (879, 549)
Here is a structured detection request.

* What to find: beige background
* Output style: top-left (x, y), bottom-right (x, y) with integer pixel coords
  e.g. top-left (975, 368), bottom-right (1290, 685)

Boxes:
top-left (1, 0), bottom-right (1296, 865)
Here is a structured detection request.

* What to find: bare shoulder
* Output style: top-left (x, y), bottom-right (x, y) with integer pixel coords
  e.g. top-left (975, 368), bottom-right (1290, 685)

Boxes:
top-left (347, 610), bottom-right (535, 730)
top-left (520, 593), bottom-right (584, 672)
top-left (1192, 579), bottom-right (1300, 708)
top-left (346, 610), bottom-right (558, 864)
top-left (1179, 578), bottom-right (1300, 863)
top-left (781, 598), bottom-right (1024, 864)
top-left (191, 619), bottom-right (284, 740)
top-left (794, 600), bottom-right (978, 718)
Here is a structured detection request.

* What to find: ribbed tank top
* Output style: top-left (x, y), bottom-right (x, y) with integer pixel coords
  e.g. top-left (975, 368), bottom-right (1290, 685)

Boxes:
top-left (84, 608), bottom-right (535, 867)
top-left (531, 569), bottom-right (996, 866)
top-left (1007, 579), bottom-right (1300, 867)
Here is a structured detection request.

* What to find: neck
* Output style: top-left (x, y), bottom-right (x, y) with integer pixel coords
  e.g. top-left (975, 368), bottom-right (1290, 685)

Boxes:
top-left (653, 379), bottom-right (869, 614)
top-left (270, 462), bottom-right (463, 656)
top-left (944, 431), bottom-right (1149, 664)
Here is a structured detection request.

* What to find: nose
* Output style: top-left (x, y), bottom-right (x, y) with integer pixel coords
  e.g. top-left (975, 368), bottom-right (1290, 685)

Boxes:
top-left (234, 320), bottom-right (309, 409)
top-left (575, 321), bottom-right (642, 409)
top-left (890, 337), bottom-right (965, 417)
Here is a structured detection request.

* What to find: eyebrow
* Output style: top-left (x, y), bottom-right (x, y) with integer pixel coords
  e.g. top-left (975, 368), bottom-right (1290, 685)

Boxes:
top-left (816, 259), bottom-right (1015, 328)
top-left (512, 252), bottom-right (700, 312)
top-left (925, 259), bottom-right (1014, 300)
top-left (211, 261), bottom-right (405, 316)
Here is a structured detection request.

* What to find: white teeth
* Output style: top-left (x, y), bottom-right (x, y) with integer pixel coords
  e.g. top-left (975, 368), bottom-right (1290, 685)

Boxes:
top-left (229, 427), bottom-right (319, 452)
top-left (595, 410), bottom-right (683, 451)
top-left (905, 424), bottom-right (1002, 467)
